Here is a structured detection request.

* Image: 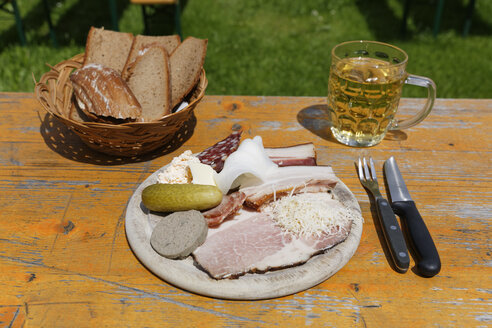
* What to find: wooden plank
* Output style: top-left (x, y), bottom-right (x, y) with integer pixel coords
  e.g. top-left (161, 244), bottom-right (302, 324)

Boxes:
top-left (0, 93), bottom-right (490, 327)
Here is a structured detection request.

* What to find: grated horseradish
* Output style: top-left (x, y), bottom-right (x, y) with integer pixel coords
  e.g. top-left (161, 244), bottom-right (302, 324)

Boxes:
top-left (262, 192), bottom-right (356, 237)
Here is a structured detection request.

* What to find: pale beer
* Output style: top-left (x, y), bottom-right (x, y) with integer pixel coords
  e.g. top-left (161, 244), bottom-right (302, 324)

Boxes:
top-left (326, 41), bottom-right (436, 147)
top-left (327, 57), bottom-right (405, 147)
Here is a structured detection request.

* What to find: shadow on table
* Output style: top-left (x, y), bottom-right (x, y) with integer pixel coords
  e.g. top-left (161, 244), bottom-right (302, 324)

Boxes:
top-left (39, 112), bottom-right (194, 165)
top-left (384, 130), bottom-right (407, 142)
top-left (297, 104), bottom-right (408, 144)
top-left (297, 104), bottom-right (338, 143)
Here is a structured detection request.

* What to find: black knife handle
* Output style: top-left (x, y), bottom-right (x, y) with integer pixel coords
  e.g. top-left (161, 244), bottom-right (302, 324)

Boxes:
top-left (392, 201), bottom-right (441, 277)
top-left (375, 197), bottom-right (410, 272)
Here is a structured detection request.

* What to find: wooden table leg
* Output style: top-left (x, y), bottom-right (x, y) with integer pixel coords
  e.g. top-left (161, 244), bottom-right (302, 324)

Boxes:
top-left (108, 0), bottom-right (119, 31)
top-left (9, 0), bottom-right (27, 46)
top-left (41, 0), bottom-right (58, 47)
top-left (463, 0), bottom-right (476, 37)
top-left (432, 0), bottom-right (445, 37)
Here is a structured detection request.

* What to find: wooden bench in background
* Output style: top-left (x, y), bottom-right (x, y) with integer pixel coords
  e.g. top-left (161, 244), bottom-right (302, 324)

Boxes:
top-left (2, 0), bottom-right (183, 47)
top-left (1, 0), bottom-right (120, 47)
top-left (130, 0), bottom-right (182, 39)
top-left (401, 0), bottom-right (477, 37)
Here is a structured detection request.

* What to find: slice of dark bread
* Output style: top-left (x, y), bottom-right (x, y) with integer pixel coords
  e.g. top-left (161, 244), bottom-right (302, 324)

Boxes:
top-left (83, 26), bottom-right (134, 74)
top-left (126, 46), bottom-right (171, 122)
top-left (122, 34), bottom-right (180, 80)
top-left (169, 37), bottom-right (207, 109)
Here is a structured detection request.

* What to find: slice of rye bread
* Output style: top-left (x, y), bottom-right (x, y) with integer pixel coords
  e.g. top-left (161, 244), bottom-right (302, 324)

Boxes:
top-left (122, 34), bottom-right (180, 80)
top-left (169, 36), bottom-right (208, 109)
top-left (83, 26), bottom-right (134, 74)
top-left (126, 46), bottom-right (172, 122)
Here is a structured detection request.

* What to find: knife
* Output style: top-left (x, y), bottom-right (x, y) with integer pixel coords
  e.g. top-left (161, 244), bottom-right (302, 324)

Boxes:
top-left (384, 157), bottom-right (441, 277)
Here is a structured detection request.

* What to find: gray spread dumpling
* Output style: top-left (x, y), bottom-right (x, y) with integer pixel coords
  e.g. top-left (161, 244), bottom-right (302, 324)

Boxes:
top-left (150, 210), bottom-right (208, 259)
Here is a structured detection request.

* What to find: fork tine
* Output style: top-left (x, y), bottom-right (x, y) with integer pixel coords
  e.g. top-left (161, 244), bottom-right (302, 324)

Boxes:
top-left (369, 157), bottom-right (377, 181)
top-left (363, 157), bottom-right (371, 180)
top-left (358, 157), bottom-right (364, 180)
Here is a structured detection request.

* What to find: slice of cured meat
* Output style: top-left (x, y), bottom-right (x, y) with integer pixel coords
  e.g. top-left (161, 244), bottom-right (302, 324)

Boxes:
top-left (264, 143), bottom-right (317, 166)
top-left (239, 166), bottom-right (337, 210)
top-left (193, 212), bottom-right (290, 279)
top-left (202, 191), bottom-right (246, 227)
top-left (193, 211), bottom-right (352, 279)
top-left (241, 177), bottom-right (337, 210)
top-left (197, 130), bottom-right (242, 172)
top-left (198, 135), bottom-right (317, 174)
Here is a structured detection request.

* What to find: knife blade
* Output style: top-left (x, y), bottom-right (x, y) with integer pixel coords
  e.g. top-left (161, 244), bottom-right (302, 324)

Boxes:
top-left (384, 157), bottom-right (441, 277)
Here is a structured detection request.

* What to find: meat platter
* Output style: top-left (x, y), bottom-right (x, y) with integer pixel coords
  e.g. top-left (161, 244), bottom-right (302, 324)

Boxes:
top-left (125, 143), bottom-right (363, 300)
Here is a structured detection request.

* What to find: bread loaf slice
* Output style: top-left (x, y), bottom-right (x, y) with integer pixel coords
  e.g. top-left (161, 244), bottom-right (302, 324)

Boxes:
top-left (122, 34), bottom-right (180, 80)
top-left (83, 27), bottom-right (134, 74)
top-left (70, 64), bottom-right (142, 122)
top-left (126, 46), bottom-right (172, 122)
top-left (170, 37), bottom-right (207, 109)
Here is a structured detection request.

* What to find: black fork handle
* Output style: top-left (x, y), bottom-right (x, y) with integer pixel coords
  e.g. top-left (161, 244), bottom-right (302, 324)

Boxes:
top-left (375, 197), bottom-right (410, 272)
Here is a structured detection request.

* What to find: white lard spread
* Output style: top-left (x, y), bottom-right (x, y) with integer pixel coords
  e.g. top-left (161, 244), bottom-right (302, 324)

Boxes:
top-left (157, 150), bottom-right (200, 184)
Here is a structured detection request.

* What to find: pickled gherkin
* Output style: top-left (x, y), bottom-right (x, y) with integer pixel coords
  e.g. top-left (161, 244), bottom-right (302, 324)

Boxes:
top-left (142, 183), bottom-right (223, 212)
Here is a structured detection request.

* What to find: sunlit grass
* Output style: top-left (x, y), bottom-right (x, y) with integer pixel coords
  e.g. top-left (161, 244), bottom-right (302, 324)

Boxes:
top-left (0, 0), bottom-right (491, 98)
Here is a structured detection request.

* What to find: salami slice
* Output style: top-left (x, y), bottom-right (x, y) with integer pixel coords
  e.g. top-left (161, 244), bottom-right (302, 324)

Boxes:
top-left (197, 129), bottom-right (242, 172)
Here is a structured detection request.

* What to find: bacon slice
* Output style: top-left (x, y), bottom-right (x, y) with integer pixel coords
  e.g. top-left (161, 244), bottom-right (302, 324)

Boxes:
top-left (239, 166), bottom-right (337, 210)
top-left (197, 130), bottom-right (242, 172)
top-left (202, 191), bottom-right (246, 227)
top-left (264, 143), bottom-right (317, 166)
top-left (241, 178), bottom-right (337, 210)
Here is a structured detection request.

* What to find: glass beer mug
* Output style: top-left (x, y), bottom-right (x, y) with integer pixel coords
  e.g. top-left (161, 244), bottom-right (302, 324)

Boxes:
top-left (327, 40), bottom-right (436, 147)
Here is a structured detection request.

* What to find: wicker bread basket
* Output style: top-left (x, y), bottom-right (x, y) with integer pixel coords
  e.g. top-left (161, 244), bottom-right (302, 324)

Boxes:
top-left (34, 53), bottom-right (208, 157)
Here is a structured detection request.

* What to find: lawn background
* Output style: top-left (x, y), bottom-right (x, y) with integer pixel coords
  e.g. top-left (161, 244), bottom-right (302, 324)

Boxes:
top-left (0, 0), bottom-right (491, 98)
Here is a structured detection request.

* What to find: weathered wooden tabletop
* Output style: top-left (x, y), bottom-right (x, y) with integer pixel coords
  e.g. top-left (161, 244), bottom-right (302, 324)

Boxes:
top-left (0, 93), bottom-right (490, 327)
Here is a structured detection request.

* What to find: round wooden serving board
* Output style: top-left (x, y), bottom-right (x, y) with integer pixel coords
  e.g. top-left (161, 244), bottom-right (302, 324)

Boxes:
top-left (125, 165), bottom-right (363, 300)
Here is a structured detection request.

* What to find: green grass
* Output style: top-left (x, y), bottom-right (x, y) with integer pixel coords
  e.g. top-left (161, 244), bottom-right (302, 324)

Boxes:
top-left (1, 0), bottom-right (491, 98)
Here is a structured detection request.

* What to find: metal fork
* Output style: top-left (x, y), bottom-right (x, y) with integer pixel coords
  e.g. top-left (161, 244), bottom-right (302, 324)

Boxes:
top-left (357, 157), bottom-right (410, 272)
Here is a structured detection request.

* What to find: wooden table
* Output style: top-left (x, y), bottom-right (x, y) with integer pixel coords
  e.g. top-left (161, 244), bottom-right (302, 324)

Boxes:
top-left (0, 93), bottom-right (490, 327)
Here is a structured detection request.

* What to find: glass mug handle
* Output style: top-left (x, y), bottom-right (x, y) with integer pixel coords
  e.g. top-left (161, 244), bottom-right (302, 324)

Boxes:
top-left (391, 74), bottom-right (436, 130)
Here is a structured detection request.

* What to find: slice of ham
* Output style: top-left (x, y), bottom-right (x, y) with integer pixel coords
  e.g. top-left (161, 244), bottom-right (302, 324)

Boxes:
top-left (202, 191), bottom-right (246, 227)
top-left (264, 143), bottom-right (317, 166)
top-left (193, 212), bottom-right (291, 279)
top-left (193, 211), bottom-right (352, 279)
